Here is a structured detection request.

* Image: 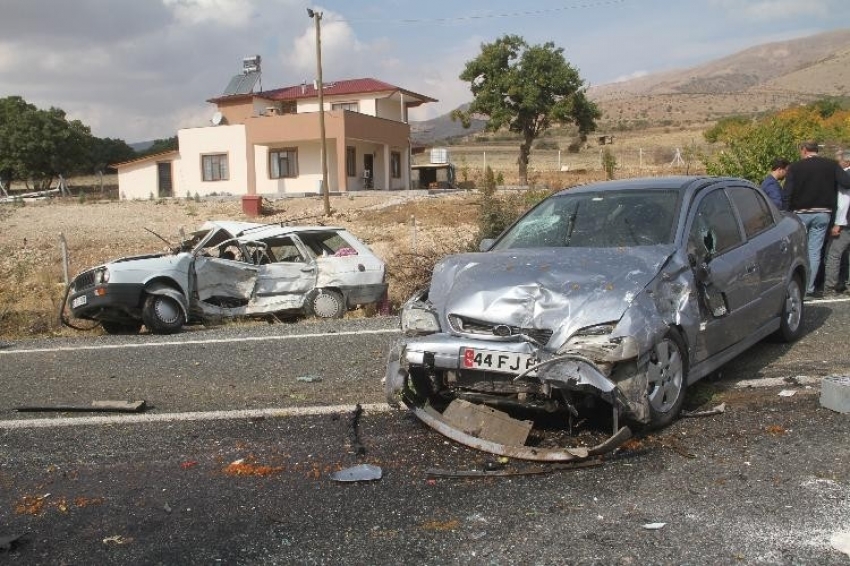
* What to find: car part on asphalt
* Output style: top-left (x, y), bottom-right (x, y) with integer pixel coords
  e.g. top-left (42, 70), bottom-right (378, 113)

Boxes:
top-left (329, 464), bottom-right (383, 482)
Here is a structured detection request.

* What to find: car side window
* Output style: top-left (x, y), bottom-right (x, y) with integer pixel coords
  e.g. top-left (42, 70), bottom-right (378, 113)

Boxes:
top-left (265, 236), bottom-right (305, 263)
top-left (688, 190), bottom-right (743, 258)
top-left (727, 186), bottom-right (775, 239)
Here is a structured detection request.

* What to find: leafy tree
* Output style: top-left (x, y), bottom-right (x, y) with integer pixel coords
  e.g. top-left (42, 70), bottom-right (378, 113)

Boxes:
top-left (0, 96), bottom-right (94, 190)
top-left (139, 136), bottom-right (178, 157)
top-left (703, 100), bottom-right (850, 182)
top-left (90, 137), bottom-right (136, 173)
top-left (452, 35), bottom-right (599, 185)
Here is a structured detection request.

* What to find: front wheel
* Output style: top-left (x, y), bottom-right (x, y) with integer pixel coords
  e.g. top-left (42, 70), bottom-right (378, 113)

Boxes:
top-left (772, 275), bottom-right (804, 343)
top-left (142, 294), bottom-right (184, 334)
top-left (645, 329), bottom-right (688, 429)
top-left (307, 289), bottom-right (345, 319)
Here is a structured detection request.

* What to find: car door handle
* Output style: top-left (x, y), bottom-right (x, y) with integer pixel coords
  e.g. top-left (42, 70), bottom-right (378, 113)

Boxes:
top-left (300, 266), bottom-right (316, 273)
top-left (745, 264), bottom-right (758, 275)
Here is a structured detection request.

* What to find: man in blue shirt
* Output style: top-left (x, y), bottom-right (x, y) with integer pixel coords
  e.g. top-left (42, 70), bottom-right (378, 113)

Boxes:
top-left (760, 157), bottom-right (788, 209)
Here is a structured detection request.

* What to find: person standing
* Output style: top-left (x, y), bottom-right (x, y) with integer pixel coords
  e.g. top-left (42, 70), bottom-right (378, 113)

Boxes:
top-left (783, 140), bottom-right (850, 297)
top-left (760, 157), bottom-right (789, 209)
top-left (823, 150), bottom-right (850, 296)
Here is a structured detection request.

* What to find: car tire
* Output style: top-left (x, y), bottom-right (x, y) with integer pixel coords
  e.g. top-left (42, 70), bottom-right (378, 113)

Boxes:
top-left (142, 294), bottom-right (184, 334)
top-left (308, 289), bottom-right (345, 319)
top-left (101, 320), bottom-right (142, 335)
top-left (772, 274), bottom-right (804, 343)
top-left (645, 329), bottom-right (688, 429)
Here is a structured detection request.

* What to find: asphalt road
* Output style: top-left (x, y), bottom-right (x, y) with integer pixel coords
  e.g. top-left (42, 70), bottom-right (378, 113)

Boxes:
top-left (1, 301), bottom-right (849, 565)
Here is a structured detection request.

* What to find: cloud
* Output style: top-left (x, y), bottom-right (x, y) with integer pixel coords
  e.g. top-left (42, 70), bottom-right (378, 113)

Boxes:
top-left (161, 0), bottom-right (255, 27)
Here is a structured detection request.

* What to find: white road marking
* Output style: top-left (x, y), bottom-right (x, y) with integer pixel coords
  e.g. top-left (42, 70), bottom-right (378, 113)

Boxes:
top-left (0, 328), bottom-right (399, 356)
top-left (0, 403), bottom-right (395, 430)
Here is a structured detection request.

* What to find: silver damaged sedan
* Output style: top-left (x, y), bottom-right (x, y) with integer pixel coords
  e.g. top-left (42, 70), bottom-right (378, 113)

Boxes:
top-left (386, 176), bottom-right (808, 452)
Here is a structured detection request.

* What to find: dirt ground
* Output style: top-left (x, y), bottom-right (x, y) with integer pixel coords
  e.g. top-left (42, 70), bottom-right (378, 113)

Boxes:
top-left (0, 191), bottom-right (484, 338)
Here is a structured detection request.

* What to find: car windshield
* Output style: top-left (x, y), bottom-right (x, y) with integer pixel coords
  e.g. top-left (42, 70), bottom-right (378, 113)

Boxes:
top-left (492, 189), bottom-right (680, 250)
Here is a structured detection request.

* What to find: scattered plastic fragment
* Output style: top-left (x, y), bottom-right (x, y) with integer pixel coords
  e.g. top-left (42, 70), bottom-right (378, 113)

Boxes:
top-left (329, 463), bottom-right (382, 482)
top-left (778, 390), bottom-right (796, 397)
top-left (296, 375), bottom-right (323, 383)
top-left (103, 535), bottom-right (130, 545)
top-left (642, 522), bottom-right (667, 530)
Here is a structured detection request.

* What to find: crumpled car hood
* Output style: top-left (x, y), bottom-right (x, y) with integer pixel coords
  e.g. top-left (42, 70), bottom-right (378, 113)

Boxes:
top-left (429, 246), bottom-right (675, 343)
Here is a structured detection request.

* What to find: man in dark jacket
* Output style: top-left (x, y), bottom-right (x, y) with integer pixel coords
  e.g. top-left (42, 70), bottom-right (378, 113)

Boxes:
top-left (783, 140), bottom-right (850, 296)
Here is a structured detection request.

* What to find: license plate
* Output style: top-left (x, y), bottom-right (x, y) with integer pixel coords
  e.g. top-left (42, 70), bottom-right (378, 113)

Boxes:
top-left (461, 347), bottom-right (538, 375)
top-left (71, 295), bottom-right (87, 308)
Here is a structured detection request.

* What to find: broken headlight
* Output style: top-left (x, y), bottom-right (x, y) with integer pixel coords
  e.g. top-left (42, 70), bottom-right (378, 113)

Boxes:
top-left (400, 302), bottom-right (440, 336)
top-left (93, 267), bottom-right (110, 285)
top-left (560, 322), bottom-right (639, 362)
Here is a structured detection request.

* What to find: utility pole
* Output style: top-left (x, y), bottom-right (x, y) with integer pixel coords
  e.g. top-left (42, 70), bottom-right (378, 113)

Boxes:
top-left (308, 8), bottom-right (331, 216)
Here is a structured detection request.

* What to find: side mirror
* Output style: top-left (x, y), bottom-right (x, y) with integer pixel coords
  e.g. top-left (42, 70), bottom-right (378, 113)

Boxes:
top-left (479, 238), bottom-right (495, 252)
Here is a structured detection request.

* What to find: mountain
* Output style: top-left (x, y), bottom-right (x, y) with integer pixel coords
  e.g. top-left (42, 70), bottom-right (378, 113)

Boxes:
top-left (410, 29), bottom-right (850, 143)
top-left (410, 104), bottom-right (487, 146)
top-left (588, 29), bottom-right (850, 127)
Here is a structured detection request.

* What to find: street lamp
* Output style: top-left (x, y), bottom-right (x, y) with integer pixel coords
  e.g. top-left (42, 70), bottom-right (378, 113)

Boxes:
top-left (308, 8), bottom-right (331, 216)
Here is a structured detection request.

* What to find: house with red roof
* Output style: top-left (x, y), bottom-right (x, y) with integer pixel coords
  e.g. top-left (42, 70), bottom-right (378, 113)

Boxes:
top-left (114, 77), bottom-right (436, 200)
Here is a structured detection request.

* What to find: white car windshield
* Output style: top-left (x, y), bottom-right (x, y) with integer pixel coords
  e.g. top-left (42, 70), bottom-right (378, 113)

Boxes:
top-left (493, 189), bottom-right (680, 250)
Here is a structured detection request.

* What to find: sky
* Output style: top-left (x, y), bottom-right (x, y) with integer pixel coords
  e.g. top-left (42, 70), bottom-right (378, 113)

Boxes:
top-left (1, 0), bottom-right (849, 143)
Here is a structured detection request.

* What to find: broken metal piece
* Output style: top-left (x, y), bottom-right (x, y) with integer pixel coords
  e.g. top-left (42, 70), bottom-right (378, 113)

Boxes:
top-left (441, 399), bottom-right (533, 447)
top-left (14, 400), bottom-right (147, 413)
top-left (409, 400), bottom-right (631, 462)
top-left (329, 464), bottom-right (383, 482)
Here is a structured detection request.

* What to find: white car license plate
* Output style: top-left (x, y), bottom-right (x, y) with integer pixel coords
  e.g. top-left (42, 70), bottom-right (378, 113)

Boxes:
top-left (71, 295), bottom-right (87, 308)
top-left (461, 347), bottom-right (537, 375)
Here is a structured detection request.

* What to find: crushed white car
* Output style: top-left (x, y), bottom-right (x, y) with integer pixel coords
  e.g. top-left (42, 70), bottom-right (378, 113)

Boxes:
top-left (65, 221), bottom-right (388, 334)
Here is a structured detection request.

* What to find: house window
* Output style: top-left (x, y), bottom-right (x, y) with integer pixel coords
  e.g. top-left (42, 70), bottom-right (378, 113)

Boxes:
top-left (202, 154), bottom-right (229, 182)
top-left (346, 147), bottom-right (356, 177)
top-left (332, 102), bottom-right (359, 112)
top-left (270, 148), bottom-right (298, 179)
top-left (391, 151), bottom-right (402, 179)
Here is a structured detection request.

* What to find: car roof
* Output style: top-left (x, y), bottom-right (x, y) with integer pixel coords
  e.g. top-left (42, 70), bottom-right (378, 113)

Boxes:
top-left (201, 221), bottom-right (347, 239)
top-left (553, 176), bottom-right (750, 198)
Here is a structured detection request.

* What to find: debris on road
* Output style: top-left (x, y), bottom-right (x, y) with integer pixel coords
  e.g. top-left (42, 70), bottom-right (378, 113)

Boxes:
top-left (642, 522), bottom-right (667, 530)
top-left (820, 375), bottom-right (850, 413)
top-left (778, 389), bottom-right (796, 397)
top-left (329, 464), bottom-right (382, 482)
top-left (349, 403), bottom-right (366, 456)
top-left (426, 458), bottom-right (605, 479)
top-left (832, 531), bottom-right (850, 558)
top-left (408, 399), bottom-right (631, 462)
top-left (223, 458), bottom-right (283, 477)
top-left (681, 402), bottom-right (726, 418)
top-left (102, 535), bottom-right (131, 545)
top-left (296, 375), bottom-right (323, 383)
top-left (14, 400), bottom-right (147, 413)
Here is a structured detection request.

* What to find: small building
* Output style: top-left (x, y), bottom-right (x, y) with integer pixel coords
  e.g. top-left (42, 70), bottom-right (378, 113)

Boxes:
top-left (114, 77), bottom-right (436, 200)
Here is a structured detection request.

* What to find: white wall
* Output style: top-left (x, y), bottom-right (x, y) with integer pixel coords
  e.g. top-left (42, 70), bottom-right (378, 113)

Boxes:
top-left (253, 140), bottom-right (339, 195)
top-left (177, 125), bottom-right (248, 197)
top-left (117, 156), bottom-right (183, 200)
